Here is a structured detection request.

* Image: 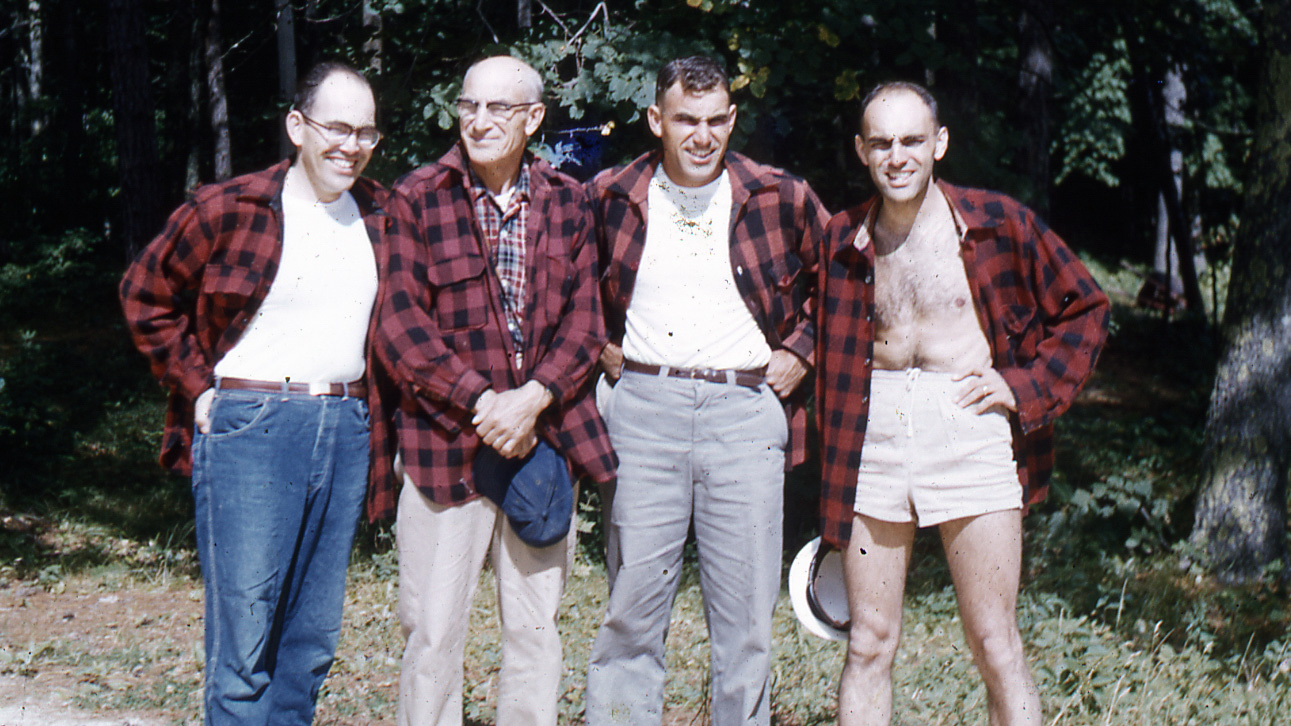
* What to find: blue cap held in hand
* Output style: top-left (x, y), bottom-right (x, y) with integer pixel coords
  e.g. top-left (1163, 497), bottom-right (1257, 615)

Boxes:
top-left (473, 440), bottom-right (574, 548)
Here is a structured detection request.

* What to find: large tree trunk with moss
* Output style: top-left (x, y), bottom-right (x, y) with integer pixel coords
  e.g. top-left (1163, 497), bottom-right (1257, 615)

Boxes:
top-left (1190, 0), bottom-right (1291, 582)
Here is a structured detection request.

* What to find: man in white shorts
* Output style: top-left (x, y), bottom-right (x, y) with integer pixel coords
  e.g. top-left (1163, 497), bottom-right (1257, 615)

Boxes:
top-left (814, 82), bottom-right (1109, 725)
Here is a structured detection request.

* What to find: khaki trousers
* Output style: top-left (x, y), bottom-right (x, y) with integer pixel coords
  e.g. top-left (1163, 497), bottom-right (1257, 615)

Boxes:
top-left (395, 472), bottom-right (575, 726)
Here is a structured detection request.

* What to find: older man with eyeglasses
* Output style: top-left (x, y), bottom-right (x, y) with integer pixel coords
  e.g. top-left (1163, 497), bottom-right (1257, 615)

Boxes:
top-left (120, 61), bottom-right (389, 725)
top-left (372, 55), bottom-right (615, 726)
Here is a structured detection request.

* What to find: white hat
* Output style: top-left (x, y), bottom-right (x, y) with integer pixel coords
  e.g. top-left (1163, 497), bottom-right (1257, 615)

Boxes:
top-left (788, 536), bottom-right (850, 642)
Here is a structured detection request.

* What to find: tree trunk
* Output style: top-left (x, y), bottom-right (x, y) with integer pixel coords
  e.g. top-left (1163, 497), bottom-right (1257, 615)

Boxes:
top-left (1153, 67), bottom-right (1186, 300)
top-left (51, 0), bottom-right (87, 224)
top-left (26, 0), bottom-right (44, 137)
top-left (186, 0), bottom-right (207, 190)
top-left (1016, 0), bottom-right (1053, 217)
top-left (1190, 0), bottom-right (1291, 583)
top-left (362, 0), bottom-right (383, 73)
top-left (205, 0), bottom-right (231, 181)
top-left (106, 0), bottom-right (164, 260)
top-left (276, 0), bottom-right (296, 159)
top-left (938, 0), bottom-right (979, 124)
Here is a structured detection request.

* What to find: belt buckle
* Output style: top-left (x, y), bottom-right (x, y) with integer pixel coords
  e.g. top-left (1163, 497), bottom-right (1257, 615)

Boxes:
top-left (309, 381), bottom-right (331, 396)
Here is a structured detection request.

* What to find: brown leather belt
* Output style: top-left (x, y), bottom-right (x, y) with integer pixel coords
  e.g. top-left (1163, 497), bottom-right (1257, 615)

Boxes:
top-left (217, 376), bottom-right (368, 398)
top-left (621, 360), bottom-right (766, 390)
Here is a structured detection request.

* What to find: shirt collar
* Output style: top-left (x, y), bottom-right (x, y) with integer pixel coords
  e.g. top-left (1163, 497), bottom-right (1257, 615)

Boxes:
top-left (467, 161), bottom-right (531, 210)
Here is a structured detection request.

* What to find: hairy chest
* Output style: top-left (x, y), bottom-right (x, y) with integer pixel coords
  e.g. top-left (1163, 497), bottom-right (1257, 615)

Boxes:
top-left (873, 237), bottom-right (975, 329)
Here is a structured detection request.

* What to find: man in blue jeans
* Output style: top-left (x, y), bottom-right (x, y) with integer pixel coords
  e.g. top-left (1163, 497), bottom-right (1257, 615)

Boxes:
top-left (119, 62), bottom-right (388, 724)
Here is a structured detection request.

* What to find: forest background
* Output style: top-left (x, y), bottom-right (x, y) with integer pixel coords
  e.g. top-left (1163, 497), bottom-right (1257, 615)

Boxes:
top-left (1, 0), bottom-right (1290, 723)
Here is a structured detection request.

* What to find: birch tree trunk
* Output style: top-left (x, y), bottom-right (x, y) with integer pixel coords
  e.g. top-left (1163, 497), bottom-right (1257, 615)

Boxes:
top-left (26, 0), bottom-right (44, 136)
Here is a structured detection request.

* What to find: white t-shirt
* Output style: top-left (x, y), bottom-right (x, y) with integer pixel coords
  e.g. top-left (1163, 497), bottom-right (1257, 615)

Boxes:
top-left (214, 191), bottom-right (378, 385)
top-left (622, 167), bottom-right (772, 370)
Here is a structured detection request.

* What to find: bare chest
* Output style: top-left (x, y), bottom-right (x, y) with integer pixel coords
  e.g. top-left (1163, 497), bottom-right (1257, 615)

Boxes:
top-left (873, 236), bottom-right (976, 328)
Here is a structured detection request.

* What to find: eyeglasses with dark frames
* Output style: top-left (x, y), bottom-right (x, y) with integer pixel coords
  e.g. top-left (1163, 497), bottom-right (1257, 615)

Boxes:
top-left (297, 112), bottom-right (383, 149)
top-left (454, 98), bottom-right (542, 120)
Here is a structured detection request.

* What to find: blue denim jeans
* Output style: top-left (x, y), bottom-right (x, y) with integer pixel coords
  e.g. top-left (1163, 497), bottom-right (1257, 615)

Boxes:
top-left (192, 387), bottom-right (369, 725)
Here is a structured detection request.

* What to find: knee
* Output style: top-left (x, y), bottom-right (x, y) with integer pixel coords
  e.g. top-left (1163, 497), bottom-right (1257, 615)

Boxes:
top-left (970, 625), bottom-right (1028, 677)
top-left (844, 619), bottom-right (901, 672)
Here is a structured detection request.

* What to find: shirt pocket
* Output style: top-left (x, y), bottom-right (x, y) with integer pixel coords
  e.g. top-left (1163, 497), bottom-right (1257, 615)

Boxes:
top-left (757, 251), bottom-right (806, 329)
top-left (1002, 304), bottom-right (1038, 365)
top-left (426, 254), bottom-right (490, 331)
top-left (201, 263), bottom-right (261, 311)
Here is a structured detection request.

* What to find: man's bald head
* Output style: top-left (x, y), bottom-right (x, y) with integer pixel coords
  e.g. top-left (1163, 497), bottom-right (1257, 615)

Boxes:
top-left (858, 81), bottom-right (939, 135)
top-left (464, 56), bottom-right (544, 104)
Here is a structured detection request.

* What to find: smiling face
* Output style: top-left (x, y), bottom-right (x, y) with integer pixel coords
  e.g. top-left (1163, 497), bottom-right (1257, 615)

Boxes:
top-left (285, 70), bottom-right (376, 203)
top-left (856, 89), bottom-right (948, 212)
top-left (648, 82), bottom-right (736, 188)
top-left (458, 57), bottom-right (545, 177)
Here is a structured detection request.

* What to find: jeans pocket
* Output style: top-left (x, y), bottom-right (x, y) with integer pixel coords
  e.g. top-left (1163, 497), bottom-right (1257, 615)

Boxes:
top-left (347, 398), bottom-right (372, 431)
top-left (207, 392), bottom-right (272, 439)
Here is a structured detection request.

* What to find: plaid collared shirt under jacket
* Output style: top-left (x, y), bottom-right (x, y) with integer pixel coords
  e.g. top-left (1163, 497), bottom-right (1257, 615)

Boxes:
top-left (469, 164), bottom-right (530, 351)
top-left (370, 145), bottom-right (615, 518)
top-left (585, 150), bottom-right (829, 468)
top-left (815, 180), bottom-right (1110, 549)
top-left (118, 160), bottom-right (394, 500)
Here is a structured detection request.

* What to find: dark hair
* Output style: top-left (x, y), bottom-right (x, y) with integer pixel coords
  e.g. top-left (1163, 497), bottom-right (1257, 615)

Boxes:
top-left (655, 55), bottom-right (729, 103)
top-left (858, 81), bottom-right (940, 133)
top-left (292, 61), bottom-right (370, 114)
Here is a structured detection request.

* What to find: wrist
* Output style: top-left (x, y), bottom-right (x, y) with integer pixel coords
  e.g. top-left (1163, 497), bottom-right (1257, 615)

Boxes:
top-left (523, 380), bottom-right (554, 410)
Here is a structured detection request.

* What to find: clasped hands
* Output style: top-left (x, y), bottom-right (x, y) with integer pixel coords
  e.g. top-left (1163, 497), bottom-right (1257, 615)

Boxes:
top-left (472, 380), bottom-right (554, 459)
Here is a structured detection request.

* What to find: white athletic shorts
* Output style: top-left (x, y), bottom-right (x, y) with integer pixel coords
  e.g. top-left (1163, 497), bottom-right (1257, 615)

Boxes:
top-left (854, 368), bottom-right (1021, 527)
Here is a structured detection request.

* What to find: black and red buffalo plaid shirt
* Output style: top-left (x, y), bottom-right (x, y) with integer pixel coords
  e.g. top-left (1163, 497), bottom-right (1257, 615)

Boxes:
top-left (815, 181), bottom-right (1110, 548)
top-left (586, 150), bottom-right (829, 468)
top-left (370, 145), bottom-right (615, 518)
top-left (118, 160), bottom-right (393, 497)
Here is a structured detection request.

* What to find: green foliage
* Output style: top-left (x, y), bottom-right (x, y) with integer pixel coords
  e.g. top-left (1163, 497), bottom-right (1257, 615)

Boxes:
top-left (1055, 43), bottom-right (1133, 188)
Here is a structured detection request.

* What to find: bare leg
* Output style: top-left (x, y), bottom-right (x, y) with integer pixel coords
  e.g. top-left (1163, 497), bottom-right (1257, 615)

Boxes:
top-left (837, 514), bottom-right (916, 726)
top-left (939, 509), bottom-right (1041, 726)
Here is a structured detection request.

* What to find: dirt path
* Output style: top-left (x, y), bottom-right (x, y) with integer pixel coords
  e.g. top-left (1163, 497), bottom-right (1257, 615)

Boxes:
top-left (0, 583), bottom-right (196, 726)
top-left (0, 674), bottom-right (163, 725)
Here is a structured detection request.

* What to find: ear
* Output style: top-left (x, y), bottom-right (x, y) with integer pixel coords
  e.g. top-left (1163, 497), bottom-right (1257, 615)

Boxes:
top-left (647, 104), bottom-right (663, 139)
top-left (524, 102), bottom-right (546, 137)
top-left (285, 110), bottom-right (306, 149)
top-left (934, 126), bottom-right (948, 161)
top-left (727, 104), bottom-right (738, 129)
top-left (854, 134), bottom-right (869, 167)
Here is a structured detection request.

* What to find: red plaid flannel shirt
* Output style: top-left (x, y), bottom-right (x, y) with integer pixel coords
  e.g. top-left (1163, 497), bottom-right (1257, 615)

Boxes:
top-left (118, 160), bottom-right (394, 493)
top-left (370, 145), bottom-right (615, 517)
top-left (586, 150), bottom-right (828, 467)
top-left (815, 181), bottom-right (1110, 548)
top-left (469, 164), bottom-right (530, 350)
